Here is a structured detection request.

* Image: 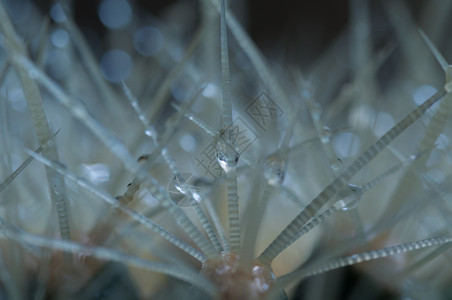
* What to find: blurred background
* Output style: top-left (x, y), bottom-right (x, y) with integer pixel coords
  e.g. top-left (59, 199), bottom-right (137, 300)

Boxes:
top-left (1, 0), bottom-right (452, 299)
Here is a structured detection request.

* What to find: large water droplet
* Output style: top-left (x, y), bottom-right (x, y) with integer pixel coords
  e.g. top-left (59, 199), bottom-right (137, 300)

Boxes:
top-left (334, 184), bottom-right (362, 211)
top-left (264, 154), bottom-right (287, 186)
top-left (215, 132), bottom-right (239, 173)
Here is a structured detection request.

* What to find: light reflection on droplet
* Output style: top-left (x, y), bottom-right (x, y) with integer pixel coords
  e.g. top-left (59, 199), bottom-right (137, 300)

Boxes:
top-left (98, 0), bottom-right (131, 29)
top-left (321, 126), bottom-right (332, 143)
top-left (144, 129), bottom-right (154, 137)
top-left (216, 134), bottom-right (239, 173)
top-left (134, 26), bottom-right (163, 57)
top-left (51, 29), bottom-right (69, 48)
top-left (168, 173), bottom-right (205, 207)
top-left (264, 154), bottom-right (286, 186)
top-left (334, 184), bottom-right (362, 211)
top-left (100, 49), bottom-right (132, 83)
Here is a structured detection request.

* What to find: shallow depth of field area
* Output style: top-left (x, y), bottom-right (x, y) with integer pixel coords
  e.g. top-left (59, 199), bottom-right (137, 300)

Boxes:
top-left (1, 0), bottom-right (452, 299)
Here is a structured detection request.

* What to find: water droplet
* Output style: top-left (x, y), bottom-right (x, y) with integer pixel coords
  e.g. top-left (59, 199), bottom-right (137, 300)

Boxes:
top-left (334, 184), bottom-right (362, 211)
top-left (144, 128), bottom-right (156, 137)
top-left (215, 134), bottom-right (239, 173)
top-left (264, 154), bottom-right (287, 186)
top-left (331, 158), bottom-right (343, 173)
top-left (321, 126), bottom-right (332, 143)
top-left (112, 198), bottom-right (121, 209)
top-left (168, 173), bottom-right (205, 207)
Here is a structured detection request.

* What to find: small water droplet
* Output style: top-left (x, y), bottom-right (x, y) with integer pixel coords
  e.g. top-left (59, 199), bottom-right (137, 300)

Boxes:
top-left (168, 173), bottom-right (205, 207)
top-left (264, 154), bottom-right (287, 186)
top-left (331, 158), bottom-right (343, 172)
top-left (215, 132), bottom-right (239, 173)
top-left (321, 126), bottom-right (332, 143)
top-left (144, 129), bottom-right (153, 137)
top-left (334, 184), bottom-right (362, 211)
top-left (113, 196), bottom-right (122, 209)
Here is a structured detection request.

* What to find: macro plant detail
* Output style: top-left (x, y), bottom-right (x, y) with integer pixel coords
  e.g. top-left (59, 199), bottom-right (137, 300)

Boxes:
top-left (0, 0), bottom-right (452, 299)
